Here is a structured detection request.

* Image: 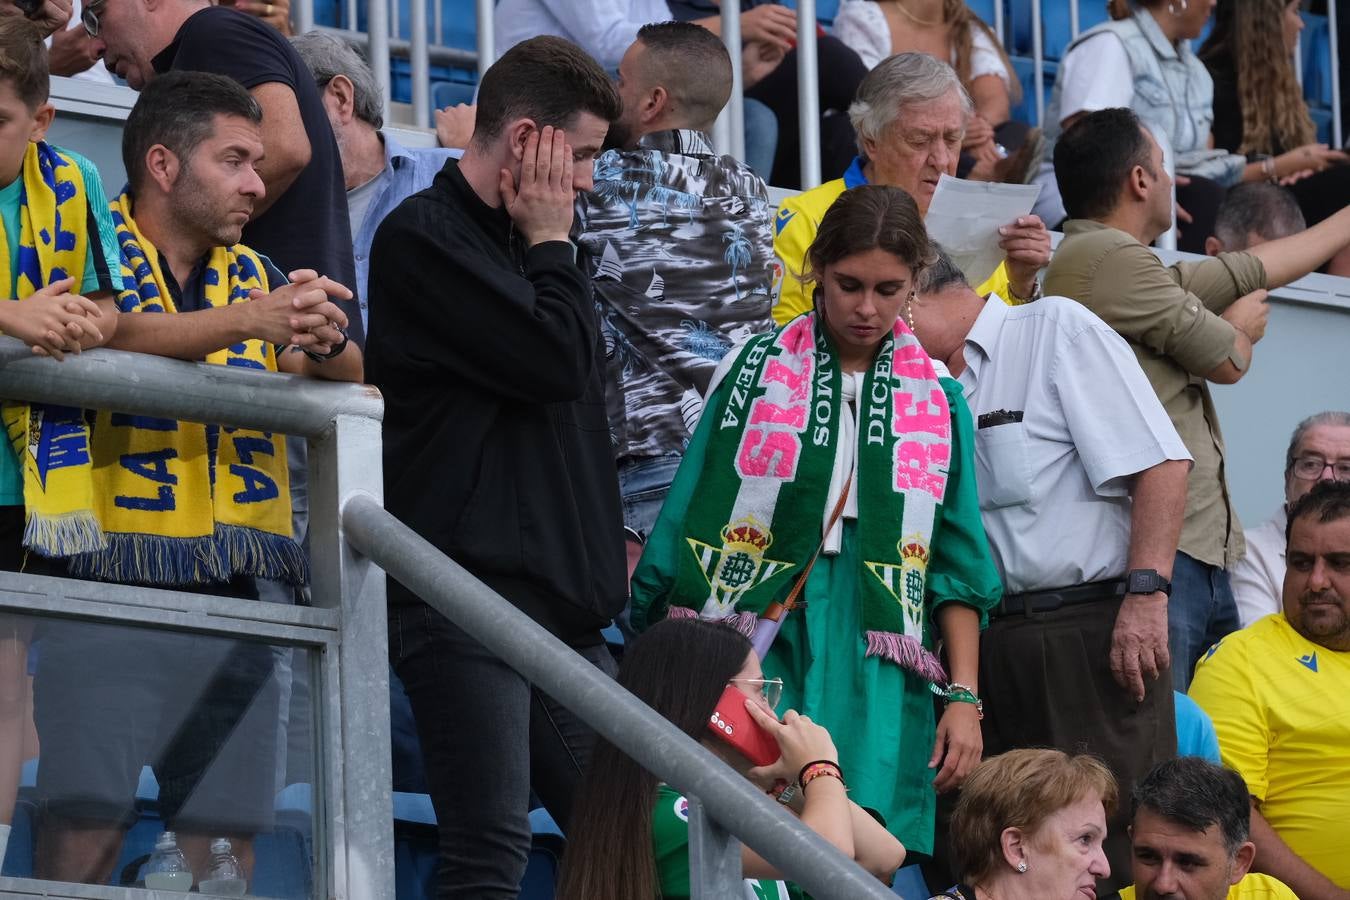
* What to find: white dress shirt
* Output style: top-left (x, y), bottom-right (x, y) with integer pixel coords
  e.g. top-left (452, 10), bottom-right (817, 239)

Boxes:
top-left (1229, 507), bottom-right (1286, 627)
top-left (957, 296), bottom-right (1192, 593)
top-left (493, 0), bottom-right (671, 69)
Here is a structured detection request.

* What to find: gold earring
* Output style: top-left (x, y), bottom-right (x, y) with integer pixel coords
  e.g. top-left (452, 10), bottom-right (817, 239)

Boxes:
top-left (904, 292), bottom-right (917, 331)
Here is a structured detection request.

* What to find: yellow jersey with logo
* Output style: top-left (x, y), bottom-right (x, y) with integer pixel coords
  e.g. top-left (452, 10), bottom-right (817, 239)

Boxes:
top-left (1120, 873), bottom-right (1299, 900)
top-left (770, 158), bottom-right (1015, 325)
top-left (1189, 613), bottom-right (1350, 888)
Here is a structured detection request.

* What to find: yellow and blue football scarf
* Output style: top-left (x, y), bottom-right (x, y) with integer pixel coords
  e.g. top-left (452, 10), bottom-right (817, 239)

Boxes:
top-left (0, 141), bottom-right (107, 557)
top-left (58, 190), bottom-right (307, 587)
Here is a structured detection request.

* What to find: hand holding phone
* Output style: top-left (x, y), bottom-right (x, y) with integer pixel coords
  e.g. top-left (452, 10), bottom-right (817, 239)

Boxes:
top-left (707, 686), bottom-right (781, 767)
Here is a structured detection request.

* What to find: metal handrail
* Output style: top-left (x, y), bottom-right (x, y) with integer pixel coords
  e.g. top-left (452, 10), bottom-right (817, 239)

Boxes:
top-left (0, 339), bottom-right (381, 438)
top-left (797, 0), bottom-right (822, 189)
top-left (340, 492), bottom-right (898, 900)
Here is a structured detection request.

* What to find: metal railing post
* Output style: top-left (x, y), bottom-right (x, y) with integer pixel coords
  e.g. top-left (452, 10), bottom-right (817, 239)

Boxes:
top-left (1330, 0), bottom-right (1343, 147)
top-left (1070, 0), bottom-right (1079, 39)
top-left (410, 0), bottom-right (430, 126)
top-left (688, 796), bottom-right (745, 898)
top-left (296, 0), bottom-right (314, 41)
top-left (1157, 126), bottom-right (1178, 251)
top-left (714, 0), bottom-right (745, 160)
top-left (797, 0), bottom-right (821, 189)
top-left (369, 0), bottom-right (391, 128)
top-left (310, 416), bottom-right (393, 900)
top-left (1032, 0), bottom-right (1045, 126)
top-left (477, 0), bottom-right (495, 78)
top-left (340, 494), bottom-right (897, 900)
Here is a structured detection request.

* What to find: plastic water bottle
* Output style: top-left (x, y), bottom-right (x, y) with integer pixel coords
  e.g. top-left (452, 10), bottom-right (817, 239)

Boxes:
top-left (143, 831), bottom-right (193, 892)
top-left (198, 837), bottom-right (247, 896)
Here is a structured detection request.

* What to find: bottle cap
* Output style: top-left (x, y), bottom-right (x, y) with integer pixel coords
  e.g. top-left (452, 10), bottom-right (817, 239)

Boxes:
top-left (210, 837), bottom-right (232, 854)
top-left (155, 831), bottom-right (177, 850)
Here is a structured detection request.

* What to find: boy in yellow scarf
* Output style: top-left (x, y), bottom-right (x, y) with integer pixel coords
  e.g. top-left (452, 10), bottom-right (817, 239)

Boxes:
top-left (33, 70), bottom-right (361, 888)
top-left (0, 17), bottom-right (123, 876)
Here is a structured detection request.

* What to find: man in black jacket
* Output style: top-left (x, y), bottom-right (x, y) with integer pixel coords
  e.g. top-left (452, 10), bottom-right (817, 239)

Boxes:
top-left (365, 36), bottom-right (624, 900)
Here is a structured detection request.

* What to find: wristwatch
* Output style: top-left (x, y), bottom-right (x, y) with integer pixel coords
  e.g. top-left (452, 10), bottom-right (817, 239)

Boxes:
top-left (1126, 568), bottom-right (1172, 597)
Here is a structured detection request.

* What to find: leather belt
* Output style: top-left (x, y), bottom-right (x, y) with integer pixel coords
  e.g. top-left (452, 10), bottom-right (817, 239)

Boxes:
top-left (992, 578), bottom-right (1126, 619)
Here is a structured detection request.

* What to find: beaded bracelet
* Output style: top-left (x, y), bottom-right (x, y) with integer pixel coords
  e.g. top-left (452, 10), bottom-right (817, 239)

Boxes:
top-left (800, 763), bottom-right (845, 794)
top-left (797, 759), bottom-right (842, 787)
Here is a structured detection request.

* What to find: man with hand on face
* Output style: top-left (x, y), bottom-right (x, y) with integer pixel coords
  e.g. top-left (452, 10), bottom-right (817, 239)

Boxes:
top-left (364, 36), bottom-right (627, 900)
top-left (772, 51), bottom-right (1052, 324)
top-left (1123, 757), bottom-right (1297, 900)
top-left (1190, 480), bottom-right (1350, 900)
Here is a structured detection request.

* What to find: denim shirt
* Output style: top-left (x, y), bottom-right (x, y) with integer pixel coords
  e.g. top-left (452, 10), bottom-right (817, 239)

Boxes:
top-left (353, 133), bottom-right (460, 330)
top-left (1045, 8), bottom-right (1245, 186)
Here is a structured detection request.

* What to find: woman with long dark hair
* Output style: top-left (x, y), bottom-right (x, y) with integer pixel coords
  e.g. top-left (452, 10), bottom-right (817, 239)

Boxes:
top-left (1200, 0), bottom-right (1350, 274)
top-left (557, 618), bottom-right (906, 899)
top-left (630, 184), bottom-right (1001, 862)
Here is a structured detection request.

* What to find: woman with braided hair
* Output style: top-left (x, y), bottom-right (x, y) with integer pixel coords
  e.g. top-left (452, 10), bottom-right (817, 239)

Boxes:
top-left (833, 0), bottom-right (1038, 184)
top-left (1200, 0), bottom-right (1350, 274)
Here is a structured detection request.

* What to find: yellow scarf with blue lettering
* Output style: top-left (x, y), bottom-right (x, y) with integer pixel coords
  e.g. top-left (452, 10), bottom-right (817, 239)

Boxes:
top-left (0, 141), bottom-right (107, 558)
top-left (59, 190), bottom-right (307, 587)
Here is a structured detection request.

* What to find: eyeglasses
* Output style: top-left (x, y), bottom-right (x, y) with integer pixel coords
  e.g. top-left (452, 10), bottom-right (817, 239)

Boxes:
top-left (1291, 456), bottom-right (1350, 481)
top-left (728, 677), bottom-right (783, 710)
top-left (81, 0), bottom-right (105, 37)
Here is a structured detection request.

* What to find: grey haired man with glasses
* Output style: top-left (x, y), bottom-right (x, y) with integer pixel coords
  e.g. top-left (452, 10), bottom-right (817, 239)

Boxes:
top-left (1230, 412), bottom-right (1350, 627)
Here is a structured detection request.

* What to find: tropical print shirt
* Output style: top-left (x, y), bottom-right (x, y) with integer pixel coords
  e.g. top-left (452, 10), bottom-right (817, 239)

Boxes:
top-left (578, 129), bottom-right (776, 460)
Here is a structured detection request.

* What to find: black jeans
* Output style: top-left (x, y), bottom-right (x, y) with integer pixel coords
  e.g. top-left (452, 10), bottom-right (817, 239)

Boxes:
top-left (388, 603), bottom-right (617, 899)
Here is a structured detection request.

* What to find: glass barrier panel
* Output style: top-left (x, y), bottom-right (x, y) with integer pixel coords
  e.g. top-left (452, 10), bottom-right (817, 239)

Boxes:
top-left (0, 610), bottom-right (319, 900)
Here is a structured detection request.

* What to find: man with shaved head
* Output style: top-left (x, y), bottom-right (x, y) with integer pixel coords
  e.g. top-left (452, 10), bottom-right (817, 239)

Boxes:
top-left (578, 20), bottom-right (776, 580)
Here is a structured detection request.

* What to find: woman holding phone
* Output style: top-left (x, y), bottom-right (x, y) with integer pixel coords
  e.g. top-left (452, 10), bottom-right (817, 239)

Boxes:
top-left (630, 184), bottom-right (1001, 858)
top-left (557, 617), bottom-right (906, 900)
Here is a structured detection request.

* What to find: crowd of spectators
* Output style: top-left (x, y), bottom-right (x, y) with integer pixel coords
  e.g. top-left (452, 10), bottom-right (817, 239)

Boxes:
top-left (0, 0), bottom-right (1348, 899)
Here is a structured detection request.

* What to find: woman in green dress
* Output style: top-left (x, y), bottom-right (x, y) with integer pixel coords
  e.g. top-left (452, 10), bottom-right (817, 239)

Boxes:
top-left (630, 184), bottom-right (1002, 855)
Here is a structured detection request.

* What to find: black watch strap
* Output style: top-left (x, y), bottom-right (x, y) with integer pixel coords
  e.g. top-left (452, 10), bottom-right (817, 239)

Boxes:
top-left (1126, 568), bottom-right (1172, 597)
top-left (302, 326), bottom-right (349, 363)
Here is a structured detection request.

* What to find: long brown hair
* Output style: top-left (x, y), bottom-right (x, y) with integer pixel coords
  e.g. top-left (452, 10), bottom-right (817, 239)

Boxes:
top-left (556, 619), bottom-right (754, 900)
top-left (940, 0), bottom-right (1022, 103)
top-left (1200, 0), bottom-right (1315, 154)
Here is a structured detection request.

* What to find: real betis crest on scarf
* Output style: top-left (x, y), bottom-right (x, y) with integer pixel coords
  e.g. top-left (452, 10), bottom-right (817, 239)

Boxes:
top-left (669, 312), bottom-right (953, 684)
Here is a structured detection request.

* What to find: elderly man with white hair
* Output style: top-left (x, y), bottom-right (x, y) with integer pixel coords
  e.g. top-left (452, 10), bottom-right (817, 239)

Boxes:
top-left (772, 51), bottom-right (1051, 324)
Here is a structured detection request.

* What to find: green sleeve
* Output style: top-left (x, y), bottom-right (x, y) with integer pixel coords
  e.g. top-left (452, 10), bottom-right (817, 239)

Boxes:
top-left (68, 149), bottom-right (122, 297)
top-left (650, 786), bottom-right (692, 898)
top-left (628, 380), bottom-right (725, 632)
top-left (925, 378), bottom-right (1003, 627)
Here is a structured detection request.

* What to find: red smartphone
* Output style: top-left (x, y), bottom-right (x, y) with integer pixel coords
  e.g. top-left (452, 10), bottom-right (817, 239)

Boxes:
top-left (707, 686), bottom-right (780, 767)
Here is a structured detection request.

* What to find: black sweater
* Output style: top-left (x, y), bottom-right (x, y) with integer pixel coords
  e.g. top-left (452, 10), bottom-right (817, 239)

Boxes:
top-left (365, 160), bottom-right (627, 646)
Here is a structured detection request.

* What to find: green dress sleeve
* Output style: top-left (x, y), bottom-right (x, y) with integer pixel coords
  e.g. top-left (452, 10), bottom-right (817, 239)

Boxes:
top-left (628, 379), bottom-right (724, 633)
top-left (924, 378), bottom-right (1002, 628)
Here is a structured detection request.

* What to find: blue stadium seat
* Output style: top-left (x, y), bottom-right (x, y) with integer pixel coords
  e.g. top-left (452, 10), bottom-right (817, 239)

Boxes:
top-left (1009, 56), bottom-right (1056, 125)
top-left (966, 0), bottom-right (997, 32)
top-left (891, 864), bottom-right (932, 899)
top-left (1310, 106), bottom-right (1334, 143)
top-left (0, 799), bottom-right (36, 878)
top-left (1302, 12), bottom-right (1335, 108)
top-left (1042, 0), bottom-right (1110, 60)
top-left (781, 0), bottom-right (841, 28)
top-left (392, 801), bottom-right (565, 900)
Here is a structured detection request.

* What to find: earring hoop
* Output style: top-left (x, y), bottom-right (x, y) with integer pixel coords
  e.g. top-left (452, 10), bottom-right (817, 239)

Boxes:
top-left (1016, 861), bottom-right (1028, 874)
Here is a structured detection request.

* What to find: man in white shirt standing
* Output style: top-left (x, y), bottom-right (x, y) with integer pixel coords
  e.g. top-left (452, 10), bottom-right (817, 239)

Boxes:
top-left (909, 247), bottom-right (1192, 894)
top-left (1230, 412), bottom-right (1350, 627)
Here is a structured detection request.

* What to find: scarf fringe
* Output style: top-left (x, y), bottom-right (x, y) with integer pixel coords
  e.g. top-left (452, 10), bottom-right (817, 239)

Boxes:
top-left (65, 525), bottom-right (307, 587)
top-left (216, 523), bottom-right (309, 586)
top-left (667, 605), bottom-right (759, 638)
top-left (67, 532), bottom-right (229, 586)
top-left (864, 631), bottom-right (949, 685)
top-left (23, 510), bottom-right (106, 557)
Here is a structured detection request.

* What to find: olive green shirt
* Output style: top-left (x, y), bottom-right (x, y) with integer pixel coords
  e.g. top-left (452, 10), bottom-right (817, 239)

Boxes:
top-left (1044, 220), bottom-right (1266, 567)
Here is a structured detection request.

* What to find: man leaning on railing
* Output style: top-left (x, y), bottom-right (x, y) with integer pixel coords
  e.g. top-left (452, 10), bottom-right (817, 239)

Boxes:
top-left (28, 70), bottom-right (360, 889)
